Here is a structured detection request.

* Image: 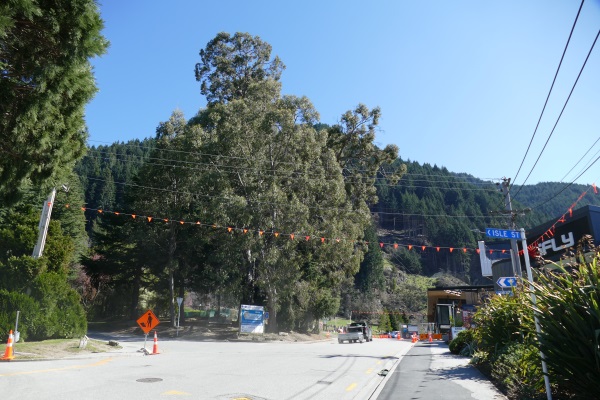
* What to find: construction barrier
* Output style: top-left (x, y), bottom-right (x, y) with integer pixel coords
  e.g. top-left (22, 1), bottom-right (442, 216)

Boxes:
top-left (150, 331), bottom-right (160, 355)
top-left (1, 330), bottom-right (15, 361)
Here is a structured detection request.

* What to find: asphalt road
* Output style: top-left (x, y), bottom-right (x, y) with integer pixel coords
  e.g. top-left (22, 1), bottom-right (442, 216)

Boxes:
top-left (0, 334), bottom-right (506, 400)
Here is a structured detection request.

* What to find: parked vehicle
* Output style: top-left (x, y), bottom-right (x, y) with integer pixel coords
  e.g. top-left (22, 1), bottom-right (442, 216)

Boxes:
top-left (348, 321), bottom-right (373, 342)
top-left (338, 326), bottom-right (365, 343)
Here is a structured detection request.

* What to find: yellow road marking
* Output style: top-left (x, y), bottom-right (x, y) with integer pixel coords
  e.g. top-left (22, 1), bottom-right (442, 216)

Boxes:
top-left (366, 368), bottom-right (373, 374)
top-left (162, 390), bottom-right (191, 395)
top-left (346, 383), bottom-right (357, 392)
top-left (0, 357), bottom-right (113, 377)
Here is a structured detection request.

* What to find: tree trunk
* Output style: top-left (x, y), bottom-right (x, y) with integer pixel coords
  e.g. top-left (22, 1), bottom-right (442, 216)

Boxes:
top-left (129, 266), bottom-right (141, 320)
top-left (267, 292), bottom-right (278, 333)
top-left (169, 265), bottom-right (175, 327)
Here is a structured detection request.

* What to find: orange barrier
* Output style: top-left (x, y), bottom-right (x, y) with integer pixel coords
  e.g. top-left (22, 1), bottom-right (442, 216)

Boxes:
top-left (150, 331), bottom-right (160, 355)
top-left (1, 330), bottom-right (15, 361)
top-left (433, 333), bottom-right (443, 340)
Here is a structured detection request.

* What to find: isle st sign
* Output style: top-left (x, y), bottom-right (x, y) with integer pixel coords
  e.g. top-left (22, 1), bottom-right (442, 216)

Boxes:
top-left (485, 228), bottom-right (523, 240)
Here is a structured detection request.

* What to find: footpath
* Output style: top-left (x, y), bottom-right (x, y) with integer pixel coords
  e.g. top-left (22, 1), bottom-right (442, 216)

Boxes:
top-left (373, 341), bottom-right (507, 400)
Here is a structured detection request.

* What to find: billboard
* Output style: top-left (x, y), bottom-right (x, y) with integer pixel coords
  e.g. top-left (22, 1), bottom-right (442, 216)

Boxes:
top-left (240, 304), bottom-right (264, 333)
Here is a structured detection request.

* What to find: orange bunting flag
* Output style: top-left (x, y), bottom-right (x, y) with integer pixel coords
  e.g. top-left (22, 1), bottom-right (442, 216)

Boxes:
top-left (114, 212), bottom-right (120, 215)
top-left (408, 245), bottom-right (413, 250)
top-left (421, 246), bottom-right (426, 251)
top-left (569, 208), bottom-right (573, 217)
top-left (502, 250), bottom-right (506, 254)
top-left (290, 233), bottom-right (295, 240)
top-left (305, 236), bottom-right (310, 241)
top-left (594, 183), bottom-right (598, 194)
top-left (489, 250), bottom-right (493, 255)
top-left (321, 237), bottom-right (325, 243)
top-left (164, 218), bottom-right (169, 223)
top-left (476, 249), bottom-right (480, 254)
top-left (243, 229), bottom-right (248, 234)
top-left (180, 221), bottom-right (185, 225)
top-left (394, 243), bottom-right (398, 249)
top-left (98, 209), bottom-right (103, 213)
top-left (131, 214), bottom-right (136, 219)
top-left (436, 247), bottom-right (440, 252)
top-left (463, 248), bottom-right (467, 253)
top-left (227, 227), bottom-right (233, 233)
top-left (48, 202), bottom-right (52, 207)
top-left (259, 230), bottom-right (264, 236)
top-left (275, 232), bottom-right (279, 237)
top-left (449, 248), bottom-right (454, 253)
top-left (65, 204), bottom-right (70, 208)
top-left (147, 217), bottom-right (152, 222)
top-left (380, 243), bottom-right (384, 248)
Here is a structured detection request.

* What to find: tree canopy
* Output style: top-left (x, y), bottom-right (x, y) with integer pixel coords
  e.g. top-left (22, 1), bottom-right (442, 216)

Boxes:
top-left (0, 0), bottom-right (108, 205)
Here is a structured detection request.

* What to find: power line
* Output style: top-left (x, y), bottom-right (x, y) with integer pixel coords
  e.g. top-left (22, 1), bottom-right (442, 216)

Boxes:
top-left (83, 152), bottom-right (501, 193)
top-left (87, 139), bottom-right (502, 185)
top-left (513, 26), bottom-right (600, 199)
top-left (559, 135), bottom-right (600, 182)
top-left (79, 175), bottom-right (503, 221)
top-left (530, 154), bottom-right (600, 210)
top-left (512, 0), bottom-right (585, 185)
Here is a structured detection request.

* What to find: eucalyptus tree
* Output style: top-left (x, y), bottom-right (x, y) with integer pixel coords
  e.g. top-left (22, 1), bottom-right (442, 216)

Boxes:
top-left (190, 32), bottom-right (403, 331)
top-left (0, 0), bottom-right (108, 205)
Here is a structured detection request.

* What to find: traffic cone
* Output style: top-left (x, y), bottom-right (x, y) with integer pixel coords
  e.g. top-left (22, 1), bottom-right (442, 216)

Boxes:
top-left (1, 330), bottom-right (15, 361)
top-left (150, 331), bottom-right (160, 355)
top-left (428, 332), bottom-right (433, 343)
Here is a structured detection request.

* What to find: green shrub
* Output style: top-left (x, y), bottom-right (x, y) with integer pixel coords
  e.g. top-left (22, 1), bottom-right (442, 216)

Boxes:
top-left (472, 288), bottom-right (535, 362)
top-left (491, 342), bottom-right (545, 400)
top-left (0, 289), bottom-right (40, 341)
top-left (28, 272), bottom-right (87, 340)
top-left (449, 329), bottom-right (476, 355)
top-left (528, 259), bottom-right (600, 398)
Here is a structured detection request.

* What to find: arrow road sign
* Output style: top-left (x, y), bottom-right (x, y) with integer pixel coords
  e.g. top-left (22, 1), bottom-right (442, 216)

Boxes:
top-left (497, 277), bottom-right (518, 288)
top-left (485, 228), bottom-right (523, 240)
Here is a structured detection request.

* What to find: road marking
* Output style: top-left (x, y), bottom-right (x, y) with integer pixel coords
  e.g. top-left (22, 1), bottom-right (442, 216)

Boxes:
top-left (0, 358), bottom-right (113, 377)
top-left (346, 383), bottom-right (357, 392)
top-left (366, 368), bottom-right (373, 374)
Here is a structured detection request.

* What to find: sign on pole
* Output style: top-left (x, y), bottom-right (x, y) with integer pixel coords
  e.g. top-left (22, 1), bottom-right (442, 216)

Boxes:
top-left (137, 310), bottom-right (160, 335)
top-left (485, 228), bottom-right (523, 240)
top-left (240, 305), bottom-right (264, 334)
top-left (496, 277), bottom-right (518, 288)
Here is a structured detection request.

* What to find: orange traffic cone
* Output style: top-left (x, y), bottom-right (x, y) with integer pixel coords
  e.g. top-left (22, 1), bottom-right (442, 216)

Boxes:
top-left (1, 330), bottom-right (15, 361)
top-left (428, 332), bottom-right (433, 343)
top-left (397, 333), bottom-right (402, 340)
top-left (150, 331), bottom-right (160, 355)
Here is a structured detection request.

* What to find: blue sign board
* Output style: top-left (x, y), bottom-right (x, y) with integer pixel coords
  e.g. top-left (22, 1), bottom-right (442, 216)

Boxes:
top-left (240, 305), bottom-right (264, 333)
top-left (497, 277), bottom-right (518, 288)
top-left (485, 228), bottom-right (523, 240)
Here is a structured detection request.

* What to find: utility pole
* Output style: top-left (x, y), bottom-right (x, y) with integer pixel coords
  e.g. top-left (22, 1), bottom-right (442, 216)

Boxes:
top-left (500, 178), bottom-right (523, 278)
top-left (32, 188), bottom-right (56, 259)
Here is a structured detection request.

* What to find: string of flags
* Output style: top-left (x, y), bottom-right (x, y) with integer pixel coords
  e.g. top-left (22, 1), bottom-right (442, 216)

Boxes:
top-left (61, 203), bottom-right (506, 255)
top-left (59, 182), bottom-right (596, 257)
top-left (526, 184), bottom-right (597, 254)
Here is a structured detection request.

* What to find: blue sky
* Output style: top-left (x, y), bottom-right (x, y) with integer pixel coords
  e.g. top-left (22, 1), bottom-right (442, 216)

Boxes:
top-left (85, 0), bottom-right (600, 187)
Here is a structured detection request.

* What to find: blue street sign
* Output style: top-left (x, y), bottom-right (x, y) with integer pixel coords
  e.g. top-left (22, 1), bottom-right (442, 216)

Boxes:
top-left (497, 277), bottom-right (518, 288)
top-left (264, 312), bottom-right (269, 320)
top-left (485, 228), bottom-right (523, 240)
